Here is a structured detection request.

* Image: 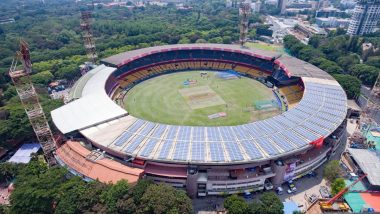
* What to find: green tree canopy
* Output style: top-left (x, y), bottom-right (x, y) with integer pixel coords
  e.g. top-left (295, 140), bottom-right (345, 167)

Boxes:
top-left (349, 64), bottom-right (380, 86)
top-left (259, 192), bottom-right (284, 214)
top-left (224, 195), bottom-right (249, 214)
top-left (323, 160), bottom-right (342, 183)
top-left (331, 178), bottom-right (346, 196)
top-left (332, 74), bottom-right (361, 99)
top-left (139, 183), bottom-right (193, 214)
top-left (31, 70), bottom-right (54, 85)
top-left (337, 54), bottom-right (361, 71)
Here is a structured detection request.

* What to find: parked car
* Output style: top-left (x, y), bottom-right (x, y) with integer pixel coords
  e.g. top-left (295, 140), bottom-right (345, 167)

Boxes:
top-left (287, 180), bottom-right (297, 192)
top-left (276, 187), bottom-right (284, 195)
top-left (243, 191), bottom-right (253, 199)
top-left (306, 171), bottom-right (317, 178)
top-left (264, 180), bottom-right (274, 190)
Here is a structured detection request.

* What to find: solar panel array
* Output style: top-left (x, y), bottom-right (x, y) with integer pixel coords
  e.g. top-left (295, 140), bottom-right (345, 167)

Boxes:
top-left (108, 80), bottom-right (346, 163)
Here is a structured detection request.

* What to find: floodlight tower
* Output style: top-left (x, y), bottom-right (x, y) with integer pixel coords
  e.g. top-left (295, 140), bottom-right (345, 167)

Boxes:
top-left (239, 0), bottom-right (251, 46)
top-left (80, 10), bottom-right (97, 65)
top-left (9, 40), bottom-right (57, 166)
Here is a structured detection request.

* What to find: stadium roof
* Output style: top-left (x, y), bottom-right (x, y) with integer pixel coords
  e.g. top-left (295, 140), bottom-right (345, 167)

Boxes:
top-left (68, 67), bottom-right (101, 101)
top-left (101, 44), bottom-right (280, 67)
top-left (51, 65), bottom-right (127, 134)
top-left (80, 77), bottom-right (346, 164)
top-left (8, 143), bottom-right (40, 164)
top-left (56, 140), bottom-right (143, 184)
top-left (101, 43), bottom-right (333, 80)
top-left (53, 44), bottom-right (347, 164)
top-left (347, 148), bottom-right (380, 186)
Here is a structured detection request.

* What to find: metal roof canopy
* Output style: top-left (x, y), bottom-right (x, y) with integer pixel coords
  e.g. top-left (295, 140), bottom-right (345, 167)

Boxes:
top-left (51, 65), bottom-right (127, 134)
top-left (347, 148), bottom-right (380, 186)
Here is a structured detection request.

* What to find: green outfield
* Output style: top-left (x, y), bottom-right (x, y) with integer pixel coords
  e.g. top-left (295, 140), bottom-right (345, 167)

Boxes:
top-left (124, 71), bottom-right (280, 126)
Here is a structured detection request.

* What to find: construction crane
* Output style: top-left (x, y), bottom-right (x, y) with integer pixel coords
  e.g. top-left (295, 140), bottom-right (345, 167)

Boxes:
top-left (319, 174), bottom-right (367, 212)
top-left (9, 40), bottom-right (57, 166)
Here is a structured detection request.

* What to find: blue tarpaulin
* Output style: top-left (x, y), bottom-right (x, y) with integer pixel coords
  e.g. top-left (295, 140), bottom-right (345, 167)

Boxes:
top-left (8, 143), bottom-right (41, 164)
top-left (283, 201), bottom-right (300, 214)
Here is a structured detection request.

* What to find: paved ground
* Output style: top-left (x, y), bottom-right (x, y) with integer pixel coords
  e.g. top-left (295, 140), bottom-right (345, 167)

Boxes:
top-left (192, 121), bottom-right (353, 213)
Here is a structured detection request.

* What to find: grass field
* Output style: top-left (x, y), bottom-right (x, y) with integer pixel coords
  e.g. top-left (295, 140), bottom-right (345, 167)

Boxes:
top-left (245, 42), bottom-right (286, 54)
top-left (124, 71), bottom-right (280, 126)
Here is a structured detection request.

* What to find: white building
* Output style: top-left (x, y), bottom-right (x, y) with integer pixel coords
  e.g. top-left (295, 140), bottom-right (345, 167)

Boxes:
top-left (347, 0), bottom-right (380, 35)
top-left (316, 17), bottom-right (351, 28)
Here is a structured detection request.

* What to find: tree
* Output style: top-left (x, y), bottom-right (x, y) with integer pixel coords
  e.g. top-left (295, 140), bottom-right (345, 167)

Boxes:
top-left (0, 163), bottom-right (23, 183)
top-left (331, 178), bottom-right (346, 196)
top-left (349, 64), bottom-right (380, 86)
top-left (10, 162), bottom-right (66, 213)
top-left (333, 74), bottom-right (361, 99)
top-left (131, 179), bottom-right (154, 205)
top-left (323, 160), bottom-right (341, 183)
top-left (247, 201), bottom-right (265, 214)
top-left (337, 54), bottom-right (360, 71)
top-left (139, 183), bottom-right (193, 214)
top-left (298, 46), bottom-right (324, 62)
top-left (31, 70), bottom-right (54, 85)
top-left (259, 192), bottom-right (284, 214)
top-left (101, 179), bottom-right (130, 213)
top-left (308, 35), bottom-right (323, 48)
top-left (309, 57), bottom-right (343, 74)
top-left (224, 195), bottom-right (249, 214)
top-left (366, 56), bottom-right (380, 68)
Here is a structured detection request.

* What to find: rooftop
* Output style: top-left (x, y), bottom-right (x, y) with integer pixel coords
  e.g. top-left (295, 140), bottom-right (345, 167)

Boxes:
top-left (55, 140), bottom-right (143, 184)
top-left (347, 148), bottom-right (380, 186)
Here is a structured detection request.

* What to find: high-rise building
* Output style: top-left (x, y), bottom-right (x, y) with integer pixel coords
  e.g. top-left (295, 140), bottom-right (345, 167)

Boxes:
top-left (278, 0), bottom-right (288, 14)
top-left (347, 0), bottom-right (380, 35)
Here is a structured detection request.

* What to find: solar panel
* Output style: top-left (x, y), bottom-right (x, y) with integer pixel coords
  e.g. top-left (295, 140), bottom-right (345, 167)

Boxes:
top-left (191, 141), bottom-right (205, 161)
top-left (233, 126), bottom-right (251, 140)
top-left (302, 122), bottom-right (328, 136)
top-left (192, 127), bottom-right (205, 142)
top-left (136, 122), bottom-right (156, 136)
top-left (172, 140), bottom-right (190, 161)
top-left (270, 133), bottom-right (295, 152)
top-left (255, 138), bottom-right (279, 156)
top-left (224, 142), bottom-right (244, 161)
top-left (294, 126), bottom-right (318, 142)
top-left (166, 126), bottom-right (179, 140)
top-left (140, 138), bottom-right (160, 157)
top-left (207, 127), bottom-right (222, 142)
top-left (240, 140), bottom-right (263, 159)
top-left (158, 140), bottom-right (174, 159)
top-left (177, 126), bottom-right (192, 141)
top-left (272, 115), bottom-right (295, 128)
top-left (114, 132), bottom-right (134, 146)
top-left (124, 135), bottom-right (146, 153)
top-left (209, 142), bottom-right (225, 162)
top-left (126, 119), bottom-right (145, 133)
top-left (151, 125), bottom-right (167, 138)
top-left (219, 126), bottom-right (236, 141)
top-left (282, 131), bottom-right (308, 147)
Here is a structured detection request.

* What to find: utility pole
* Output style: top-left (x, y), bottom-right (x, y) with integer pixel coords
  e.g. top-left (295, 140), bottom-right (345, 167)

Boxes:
top-left (9, 40), bottom-right (57, 166)
top-left (239, 0), bottom-right (251, 47)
